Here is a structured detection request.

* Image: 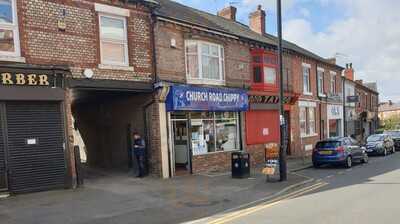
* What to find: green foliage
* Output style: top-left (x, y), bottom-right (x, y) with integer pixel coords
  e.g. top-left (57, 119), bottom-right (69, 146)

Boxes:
top-left (382, 114), bottom-right (400, 131)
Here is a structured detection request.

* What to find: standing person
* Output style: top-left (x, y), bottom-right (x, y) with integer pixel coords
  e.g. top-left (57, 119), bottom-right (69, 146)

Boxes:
top-left (132, 132), bottom-right (146, 177)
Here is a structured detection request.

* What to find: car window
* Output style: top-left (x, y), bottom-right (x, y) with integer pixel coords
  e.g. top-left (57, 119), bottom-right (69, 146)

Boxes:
top-left (316, 141), bottom-right (341, 148)
top-left (367, 135), bottom-right (384, 142)
top-left (384, 131), bottom-right (400, 138)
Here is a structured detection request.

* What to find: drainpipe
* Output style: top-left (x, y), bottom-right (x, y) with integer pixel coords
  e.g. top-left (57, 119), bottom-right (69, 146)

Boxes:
top-left (342, 77), bottom-right (347, 137)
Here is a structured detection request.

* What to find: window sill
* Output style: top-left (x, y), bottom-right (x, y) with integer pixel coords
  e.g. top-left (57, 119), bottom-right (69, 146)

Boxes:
top-left (0, 55), bottom-right (26, 63)
top-left (193, 149), bottom-right (241, 156)
top-left (98, 64), bottom-right (134, 71)
top-left (187, 78), bottom-right (225, 86)
top-left (303, 92), bottom-right (313, 96)
top-left (318, 93), bottom-right (326, 97)
top-left (301, 133), bottom-right (318, 138)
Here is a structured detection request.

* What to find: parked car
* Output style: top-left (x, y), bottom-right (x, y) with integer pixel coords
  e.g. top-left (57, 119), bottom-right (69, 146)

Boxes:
top-left (365, 134), bottom-right (395, 156)
top-left (313, 137), bottom-right (368, 168)
top-left (383, 130), bottom-right (400, 150)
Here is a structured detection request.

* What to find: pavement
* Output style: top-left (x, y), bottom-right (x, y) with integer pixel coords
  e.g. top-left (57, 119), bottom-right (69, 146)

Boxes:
top-left (193, 152), bottom-right (400, 224)
top-left (0, 157), bottom-right (311, 224)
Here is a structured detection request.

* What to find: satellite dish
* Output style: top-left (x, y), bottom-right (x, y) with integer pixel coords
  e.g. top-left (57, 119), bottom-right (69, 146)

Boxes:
top-left (83, 69), bottom-right (94, 79)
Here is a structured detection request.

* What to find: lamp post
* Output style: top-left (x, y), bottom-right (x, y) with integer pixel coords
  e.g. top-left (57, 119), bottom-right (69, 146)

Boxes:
top-left (277, 0), bottom-right (287, 181)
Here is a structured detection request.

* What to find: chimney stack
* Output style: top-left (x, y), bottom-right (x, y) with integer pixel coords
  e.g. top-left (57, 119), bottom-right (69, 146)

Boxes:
top-left (217, 6), bottom-right (237, 21)
top-left (249, 5), bottom-right (266, 35)
top-left (344, 63), bottom-right (355, 81)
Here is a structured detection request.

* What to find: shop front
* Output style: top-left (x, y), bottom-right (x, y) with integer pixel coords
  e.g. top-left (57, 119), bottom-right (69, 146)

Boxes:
top-left (165, 85), bottom-right (248, 176)
top-left (246, 92), bottom-right (298, 164)
top-left (0, 64), bottom-right (70, 194)
top-left (327, 104), bottom-right (344, 138)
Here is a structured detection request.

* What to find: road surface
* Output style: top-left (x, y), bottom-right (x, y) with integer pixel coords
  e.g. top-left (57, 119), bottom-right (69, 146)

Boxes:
top-left (200, 152), bottom-right (400, 224)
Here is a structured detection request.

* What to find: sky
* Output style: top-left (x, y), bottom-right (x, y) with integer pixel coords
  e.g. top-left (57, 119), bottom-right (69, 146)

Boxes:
top-left (175, 0), bottom-right (400, 102)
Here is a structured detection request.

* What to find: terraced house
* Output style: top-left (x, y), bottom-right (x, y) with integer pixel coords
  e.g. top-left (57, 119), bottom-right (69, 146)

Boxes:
top-left (151, 0), bottom-right (345, 177)
top-left (0, 0), bottom-right (158, 194)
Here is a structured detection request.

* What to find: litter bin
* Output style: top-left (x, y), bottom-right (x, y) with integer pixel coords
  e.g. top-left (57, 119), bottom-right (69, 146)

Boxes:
top-left (231, 152), bottom-right (250, 178)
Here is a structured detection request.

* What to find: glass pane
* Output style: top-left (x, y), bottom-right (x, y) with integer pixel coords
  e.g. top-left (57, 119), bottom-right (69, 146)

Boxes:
top-left (187, 54), bottom-right (199, 78)
top-left (0, 29), bottom-right (14, 52)
top-left (191, 112), bottom-right (213, 119)
top-left (215, 112), bottom-right (235, 119)
top-left (201, 43), bottom-right (209, 55)
top-left (216, 119), bottom-right (238, 151)
top-left (202, 56), bottom-right (219, 80)
top-left (210, 45), bottom-right (219, 56)
top-left (186, 43), bottom-right (197, 53)
top-left (100, 16), bottom-right (125, 40)
top-left (203, 120), bottom-right (215, 153)
top-left (253, 66), bottom-right (262, 83)
top-left (264, 67), bottom-right (276, 84)
top-left (0, 0), bottom-right (13, 24)
top-left (102, 41), bottom-right (125, 63)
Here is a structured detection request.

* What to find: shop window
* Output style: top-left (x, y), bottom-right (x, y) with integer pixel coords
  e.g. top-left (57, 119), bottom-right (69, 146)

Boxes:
top-left (185, 40), bottom-right (225, 85)
top-left (190, 112), bottom-right (239, 155)
top-left (317, 68), bottom-right (325, 96)
top-left (300, 106), bottom-right (316, 137)
top-left (302, 64), bottom-right (312, 94)
top-left (99, 14), bottom-right (129, 66)
top-left (0, 0), bottom-right (21, 57)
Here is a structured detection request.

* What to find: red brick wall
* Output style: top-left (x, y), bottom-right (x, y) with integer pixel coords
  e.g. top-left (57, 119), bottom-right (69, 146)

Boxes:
top-left (154, 20), bottom-right (251, 88)
top-left (192, 151), bottom-right (232, 173)
top-left (17, 0), bottom-right (153, 81)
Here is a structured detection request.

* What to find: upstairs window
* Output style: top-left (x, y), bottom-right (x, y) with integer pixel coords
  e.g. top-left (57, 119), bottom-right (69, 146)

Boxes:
top-left (251, 50), bottom-right (278, 88)
top-left (0, 0), bottom-right (20, 57)
top-left (330, 72), bottom-right (337, 95)
top-left (99, 14), bottom-right (128, 66)
top-left (185, 40), bottom-right (225, 84)
top-left (317, 68), bottom-right (325, 96)
top-left (302, 64), bottom-right (312, 94)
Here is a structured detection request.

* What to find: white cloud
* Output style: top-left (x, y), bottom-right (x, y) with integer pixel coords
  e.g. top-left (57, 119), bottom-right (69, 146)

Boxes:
top-left (299, 7), bottom-right (310, 18)
top-left (282, 0), bottom-right (400, 102)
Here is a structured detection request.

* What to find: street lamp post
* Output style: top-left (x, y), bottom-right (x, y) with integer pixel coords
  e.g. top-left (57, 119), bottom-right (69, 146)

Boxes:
top-left (277, 0), bottom-right (287, 181)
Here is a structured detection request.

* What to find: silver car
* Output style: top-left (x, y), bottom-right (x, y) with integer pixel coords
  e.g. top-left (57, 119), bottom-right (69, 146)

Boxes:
top-left (365, 134), bottom-right (395, 156)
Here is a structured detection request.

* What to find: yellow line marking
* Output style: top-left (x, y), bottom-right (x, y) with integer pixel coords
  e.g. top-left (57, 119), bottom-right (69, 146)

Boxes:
top-left (206, 182), bottom-right (328, 224)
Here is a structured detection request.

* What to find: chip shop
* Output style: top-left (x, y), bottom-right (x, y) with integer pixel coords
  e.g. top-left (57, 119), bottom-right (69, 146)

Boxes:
top-left (164, 85), bottom-right (248, 176)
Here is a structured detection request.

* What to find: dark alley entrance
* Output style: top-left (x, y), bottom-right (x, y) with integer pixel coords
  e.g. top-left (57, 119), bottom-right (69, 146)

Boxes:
top-left (70, 88), bottom-right (154, 177)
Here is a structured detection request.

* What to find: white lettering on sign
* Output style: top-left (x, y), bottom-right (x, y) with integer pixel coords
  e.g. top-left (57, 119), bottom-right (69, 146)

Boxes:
top-left (263, 128), bottom-right (269, 136)
top-left (185, 91), bottom-right (240, 103)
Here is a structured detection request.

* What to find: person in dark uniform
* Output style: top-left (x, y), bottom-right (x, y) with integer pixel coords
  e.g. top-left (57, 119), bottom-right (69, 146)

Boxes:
top-left (132, 132), bottom-right (146, 177)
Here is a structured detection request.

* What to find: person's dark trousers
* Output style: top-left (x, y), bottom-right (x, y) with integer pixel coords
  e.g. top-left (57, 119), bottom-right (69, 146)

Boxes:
top-left (135, 153), bottom-right (145, 177)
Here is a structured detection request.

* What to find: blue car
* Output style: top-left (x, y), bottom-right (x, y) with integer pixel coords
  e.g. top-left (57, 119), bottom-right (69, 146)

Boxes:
top-left (312, 137), bottom-right (368, 168)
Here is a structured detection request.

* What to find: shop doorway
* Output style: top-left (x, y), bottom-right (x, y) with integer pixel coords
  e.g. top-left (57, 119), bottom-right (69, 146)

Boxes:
top-left (172, 119), bottom-right (191, 175)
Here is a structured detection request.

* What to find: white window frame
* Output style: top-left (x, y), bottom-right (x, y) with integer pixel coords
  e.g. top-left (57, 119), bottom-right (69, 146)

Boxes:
top-left (302, 63), bottom-right (312, 95)
top-left (317, 67), bottom-right (325, 97)
top-left (330, 71), bottom-right (337, 95)
top-left (98, 13), bottom-right (129, 67)
top-left (0, 0), bottom-right (21, 58)
top-left (185, 40), bottom-right (225, 85)
top-left (299, 101), bottom-right (317, 138)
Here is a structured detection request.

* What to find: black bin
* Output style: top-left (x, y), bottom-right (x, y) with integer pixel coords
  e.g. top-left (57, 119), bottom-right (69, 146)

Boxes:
top-left (231, 152), bottom-right (250, 178)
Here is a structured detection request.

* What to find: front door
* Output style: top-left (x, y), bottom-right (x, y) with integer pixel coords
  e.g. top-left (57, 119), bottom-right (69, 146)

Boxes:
top-left (172, 120), bottom-right (190, 175)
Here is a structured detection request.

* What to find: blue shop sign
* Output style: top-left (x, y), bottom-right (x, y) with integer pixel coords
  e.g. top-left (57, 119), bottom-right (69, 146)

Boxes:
top-left (166, 85), bottom-right (248, 112)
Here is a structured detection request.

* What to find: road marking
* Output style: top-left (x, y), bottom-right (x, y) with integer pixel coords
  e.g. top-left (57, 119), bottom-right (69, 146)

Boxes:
top-left (206, 181), bottom-right (328, 224)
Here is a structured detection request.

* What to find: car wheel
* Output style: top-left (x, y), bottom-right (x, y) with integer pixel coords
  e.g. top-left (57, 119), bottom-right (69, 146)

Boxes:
top-left (361, 154), bottom-right (369, 163)
top-left (345, 156), bottom-right (352, 168)
top-left (313, 162), bottom-right (320, 168)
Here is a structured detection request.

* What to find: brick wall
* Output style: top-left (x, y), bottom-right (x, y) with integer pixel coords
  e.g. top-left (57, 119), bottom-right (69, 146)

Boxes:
top-left (17, 0), bottom-right (153, 82)
top-left (154, 20), bottom-right (251, 88)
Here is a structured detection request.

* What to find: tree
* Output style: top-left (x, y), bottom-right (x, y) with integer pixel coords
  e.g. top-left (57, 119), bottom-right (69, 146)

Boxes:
top-left (382, 114), bottom-right (400, 130)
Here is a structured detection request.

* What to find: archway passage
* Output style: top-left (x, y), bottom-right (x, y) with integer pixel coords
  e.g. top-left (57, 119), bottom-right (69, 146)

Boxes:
top-left (70, 89), bottom-right (154, 178)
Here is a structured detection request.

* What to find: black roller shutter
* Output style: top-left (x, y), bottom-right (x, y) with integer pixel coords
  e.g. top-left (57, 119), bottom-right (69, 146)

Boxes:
top-left (0, 107), bottom-right (6, 190)
top-left (6, 102), bottom-right (66, 193)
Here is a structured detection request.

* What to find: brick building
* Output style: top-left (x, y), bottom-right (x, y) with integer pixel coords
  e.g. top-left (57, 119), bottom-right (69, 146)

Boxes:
top-left (0, 0), bottom-right (158, 194)
top-left (150, 0), bottom-right (345, 177)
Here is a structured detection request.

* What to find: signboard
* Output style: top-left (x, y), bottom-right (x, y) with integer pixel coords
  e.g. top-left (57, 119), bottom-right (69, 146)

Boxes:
top-left (1, 73), bottom-right (51, 86)
top-left (347, 95), bottom-right (359, 103)
top-left (248, 95), bottom-right (297, 105)
top-left (166, 85), bottom-right (248, 112)
top-left (327, 104), bottom-right (343, 120)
